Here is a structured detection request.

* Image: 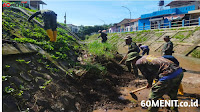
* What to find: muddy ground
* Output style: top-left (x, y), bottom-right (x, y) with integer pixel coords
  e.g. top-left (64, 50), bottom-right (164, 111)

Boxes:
top-left (92, 47), bottom-right (200, 112)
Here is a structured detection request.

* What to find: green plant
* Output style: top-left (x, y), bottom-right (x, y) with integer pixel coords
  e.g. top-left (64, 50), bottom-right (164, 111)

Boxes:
top-left (5, 65), bottom-right (10, 68)
top-left (2, 76), bottom-right (11, 81)
top-left (87, 41), bottom-right (117, 59)
top-left (191, 49), bottom-right (200, 58)
top-left (39, 79), bottom-right (52, 89)
top-left (5, 86), bottom-right (15, 93)
top-left (16, 59), bottom-right (31, 64)
top-left (173, 33), bottom-right (185, 39)
top-left (155, 32), bottom-right (163, 37)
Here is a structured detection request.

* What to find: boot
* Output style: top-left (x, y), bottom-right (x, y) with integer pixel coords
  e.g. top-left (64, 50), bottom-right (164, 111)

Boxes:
top-left (46, 29), bottom-right (54, 42)
top-left (53, 31), bottom-right (57, 42)
top-left (178, 83), bottom-right (184, 95)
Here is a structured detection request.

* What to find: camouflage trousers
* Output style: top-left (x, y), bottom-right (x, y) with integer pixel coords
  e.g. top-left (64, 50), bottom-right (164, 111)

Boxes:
top-left (126, 61), bottom-right (138, 77)
top-left (43, 12), bottom-right (57, 31)
top-left (148, 72), bottom-right (184, 112)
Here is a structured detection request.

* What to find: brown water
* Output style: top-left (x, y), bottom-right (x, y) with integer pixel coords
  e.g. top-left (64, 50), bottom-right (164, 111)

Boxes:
top-left (93, 45), bottom-right (200, 112)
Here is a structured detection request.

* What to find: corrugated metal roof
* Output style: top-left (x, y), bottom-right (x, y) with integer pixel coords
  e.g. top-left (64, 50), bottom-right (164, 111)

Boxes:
top-left (166, 0), bottom-right (196, 7)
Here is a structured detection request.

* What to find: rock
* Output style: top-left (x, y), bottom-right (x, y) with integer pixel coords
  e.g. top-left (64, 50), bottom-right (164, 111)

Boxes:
top-left (9, 76), bottom-right (23, 87)
top-left (3, 96), bottom-right (18, 112)
top-left (35, 77), bottom-right (45, 86)
top-left (22, 91), bottom-right (31, 100)
top-left (24, 82), bottom-right (35, 90)
top-left (29, 70), bottom-right (44, 78)
top-left (20, 72), bottom-right (32, 82)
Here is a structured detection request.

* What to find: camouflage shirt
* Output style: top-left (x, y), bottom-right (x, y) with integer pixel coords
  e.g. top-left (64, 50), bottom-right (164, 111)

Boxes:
top-left (162, 41), bottom-right (173, 55)
top-left (136, 55), bottom-right (180, 84)
top-left (128, 42), bottom-right (140, 53)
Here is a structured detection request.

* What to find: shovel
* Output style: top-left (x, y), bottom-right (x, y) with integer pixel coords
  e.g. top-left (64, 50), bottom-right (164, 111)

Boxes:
top-left (130, 86), bottom-right (147, 100)
top-left (119, 54), bottom-right (128, 64)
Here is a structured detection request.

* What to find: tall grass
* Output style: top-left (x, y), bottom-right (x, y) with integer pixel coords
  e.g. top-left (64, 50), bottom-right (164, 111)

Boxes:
top-left (87, 41), bottom-right (117, 59)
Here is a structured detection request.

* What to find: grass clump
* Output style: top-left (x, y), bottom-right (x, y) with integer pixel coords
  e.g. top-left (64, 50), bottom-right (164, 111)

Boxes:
top-left (191, 49), bottom-right (200, 58)
top-left (87, 41), bottom-right (117, 59)
top-left (155, 32), bottom-right (163, 37)
top-left (173, 33), bottom-right (185, 39)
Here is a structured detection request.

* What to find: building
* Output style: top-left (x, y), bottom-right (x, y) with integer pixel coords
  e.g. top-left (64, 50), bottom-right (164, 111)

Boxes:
top-left (27, 0), bottom-right (46, 10)
top-left (117, 19), bottom-right (133, 32)
top-left (109, 23), bottom-right (118, 33)
top-left (129, 18), bottom-right (140, 31)
top-left (7, 0), bottom-right (46, 10)
top-left (108, 18), bottom-right (140, 33)
top-left (67, 24), bottom-right (79, 33)
top-left (166, 0), bottom-right (200, 9)
top-left (138, 0), bottom-right (200, 30)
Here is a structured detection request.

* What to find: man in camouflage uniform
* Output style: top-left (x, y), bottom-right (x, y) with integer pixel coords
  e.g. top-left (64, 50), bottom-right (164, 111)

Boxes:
top-left (124, 36), bottom-right (140, 77)
top-left (130, 54), bottom-right (183, 112)
top-left (162, 36), bottom-right (174, 55)
top-left (28, 9), bottom-right (57, 42)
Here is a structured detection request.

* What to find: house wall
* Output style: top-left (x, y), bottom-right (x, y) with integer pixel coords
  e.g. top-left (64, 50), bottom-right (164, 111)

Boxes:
top-left (138, 19), bottom-right (151, 30)
top-left (130, 21), bottom-right (138, 31)
top-left (67, 24), bottom-right (79, 33)
top-left (176, 5), bottom-right (196, 14)
top-left (30, 1), bottom-right (40, 10)
top-left (109, 27), bottom-right (117, 33)
top-left (139, 5), bottom-right (196, 30)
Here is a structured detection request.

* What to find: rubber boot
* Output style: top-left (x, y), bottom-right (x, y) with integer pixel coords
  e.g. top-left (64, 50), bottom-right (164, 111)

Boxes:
top-left (178, 83), bottom-right (184, 95)
top-left (153, 80), bottom-right (156, 84)
top-left (53, 31), bottom-right (57, 42)
top-left (46, 29), bottom-right (54, 42)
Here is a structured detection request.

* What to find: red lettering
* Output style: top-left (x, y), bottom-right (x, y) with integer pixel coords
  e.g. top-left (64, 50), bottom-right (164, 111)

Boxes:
top-left (6, 3), bottom-right (10, 7)
top-left (21, 1), bottom-right (27, 4)
top-left (3, 3), bottom-right (7, 7)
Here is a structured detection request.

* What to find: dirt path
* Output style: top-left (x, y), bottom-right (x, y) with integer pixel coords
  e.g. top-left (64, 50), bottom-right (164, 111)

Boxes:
top-left (93, 46), bottom-right (200, 112)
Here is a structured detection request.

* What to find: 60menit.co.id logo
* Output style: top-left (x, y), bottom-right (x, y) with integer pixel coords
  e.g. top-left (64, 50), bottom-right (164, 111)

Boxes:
top-left (2, 1), bottom-right (27, 8)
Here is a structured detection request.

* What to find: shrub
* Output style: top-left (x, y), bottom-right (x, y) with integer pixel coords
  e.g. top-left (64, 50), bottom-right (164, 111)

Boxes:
top-left (87, 41), bottom-right (117, 59)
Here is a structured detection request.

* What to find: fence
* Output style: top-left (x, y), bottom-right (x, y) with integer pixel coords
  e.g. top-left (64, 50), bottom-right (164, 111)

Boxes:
top-left (109, 17), bottom-right (200, 33)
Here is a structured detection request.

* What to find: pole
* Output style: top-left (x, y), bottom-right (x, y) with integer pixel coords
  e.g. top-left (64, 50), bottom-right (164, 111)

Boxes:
top-left (99, 19), bottom-right (105, 30)
top-left (64, 12), bottom-right (66, 26)
top-left (122, 6), bottom-right (131, 19)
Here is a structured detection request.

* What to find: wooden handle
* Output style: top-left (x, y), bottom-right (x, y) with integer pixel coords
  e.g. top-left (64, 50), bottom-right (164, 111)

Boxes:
top-left (119, 54), bottom-right (128, 64)
top-left (130, 86), bottom-right (147, 93)
top-left (119, 59), bottom-right (124, 64)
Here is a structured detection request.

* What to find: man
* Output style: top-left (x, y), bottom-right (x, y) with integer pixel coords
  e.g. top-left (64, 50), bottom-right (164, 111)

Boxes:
top-left (162, 36), bottom-right (174, 55)
top-left (130, 54), bottom-right (183, 112)
top-left (162, 55), bottom-right (184, 95)
top-left (138, 44), bottom-right (150, 56)
top-left (120, 36), bottom-right (140, 77)
top-left (98, 30), bottom-right (107, 43)
top-left (28, 9), bottom-right (57, 42)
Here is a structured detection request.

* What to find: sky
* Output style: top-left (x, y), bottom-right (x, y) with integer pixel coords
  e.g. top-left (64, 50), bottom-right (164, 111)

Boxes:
top-left (42, 0), bottom-right (173, 26)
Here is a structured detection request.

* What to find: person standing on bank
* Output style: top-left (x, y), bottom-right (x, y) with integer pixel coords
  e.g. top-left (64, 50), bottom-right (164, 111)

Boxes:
top-left (28, 9), bottom-right (57, 42)
top-left (98, 30), bottom-right (107, 43)
top-left (119, 36), bottom-right (140, 77)
top-left (162, 36), bottom-right (174, 55)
